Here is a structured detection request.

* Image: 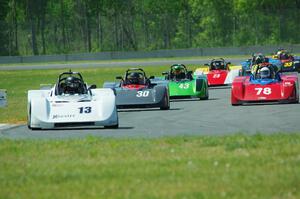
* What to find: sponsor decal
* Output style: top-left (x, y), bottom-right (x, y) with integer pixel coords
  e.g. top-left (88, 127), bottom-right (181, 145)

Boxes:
top-left (258, 96), bottom-right (266, 100)
top-left (52, 104), bottom-right (64, 107)
top-left (284, 82), bottom-right (292, 86)
top-left (52, 114), bottom-right (76, 119)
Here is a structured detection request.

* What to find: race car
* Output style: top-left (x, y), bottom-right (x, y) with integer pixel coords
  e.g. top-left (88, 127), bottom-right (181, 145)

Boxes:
top-left (240, 54), bottom-right (281, 76)
top-left (194, 58), bottom-right (240, 86)
top-left (161, 64), bottom-right (208, 100)
top-left (231, 64), bottom-right (299, 105)
top-left (0, 89), bottom-right (6, 107)
top-left (27, 71), bottom-right (119, 129)
top-left (272, 49), bottom-right (300, 72)
top-left (103, 68), bottom-right (170, 109)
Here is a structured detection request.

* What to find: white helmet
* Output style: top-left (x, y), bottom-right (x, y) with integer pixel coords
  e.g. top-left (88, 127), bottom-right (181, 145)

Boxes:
top-left (259, 67), bottom-right (270, 79)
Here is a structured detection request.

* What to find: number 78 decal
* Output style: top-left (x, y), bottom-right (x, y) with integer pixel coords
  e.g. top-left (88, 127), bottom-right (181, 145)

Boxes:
top-left (255, 87), bottom-right (272, 95)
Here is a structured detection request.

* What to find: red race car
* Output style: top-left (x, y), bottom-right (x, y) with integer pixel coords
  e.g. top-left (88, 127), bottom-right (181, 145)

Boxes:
top-left (231, 64), bottom-right (299, 105)
top-left (194, 58), bottom-right (240, 86)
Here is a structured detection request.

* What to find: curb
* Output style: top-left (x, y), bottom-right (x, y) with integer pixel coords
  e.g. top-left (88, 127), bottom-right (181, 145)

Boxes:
top-left (0, 124), bottom-right (20, 131)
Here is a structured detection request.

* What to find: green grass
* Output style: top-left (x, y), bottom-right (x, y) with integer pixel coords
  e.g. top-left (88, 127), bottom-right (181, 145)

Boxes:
top-left (0, 134), bottom-right (300, 199)
top-left (1, 66), bottom-right (206, 123)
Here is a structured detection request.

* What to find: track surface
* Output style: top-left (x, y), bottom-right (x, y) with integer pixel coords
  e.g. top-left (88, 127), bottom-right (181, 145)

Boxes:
top-left (0, 58), bottom-right (245, 70)
top-left (0, 58), bottom-right (299, 139)
top-left (1, 84), bottom-right (300, 139)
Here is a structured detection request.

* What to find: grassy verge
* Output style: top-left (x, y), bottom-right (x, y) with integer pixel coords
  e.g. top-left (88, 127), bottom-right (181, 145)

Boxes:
top-left (1, 66), bottom-right (203, 123)
top-left (0, 134), bottom-right (300, 199)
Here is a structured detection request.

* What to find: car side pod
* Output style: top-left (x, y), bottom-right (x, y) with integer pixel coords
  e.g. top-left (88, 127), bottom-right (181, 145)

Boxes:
top-left (231, 77), bottom-right (245, 106)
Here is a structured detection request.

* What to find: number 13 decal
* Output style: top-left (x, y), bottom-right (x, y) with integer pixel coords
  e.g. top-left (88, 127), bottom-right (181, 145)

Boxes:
top-left (255, 87), bottom-right (272, 95)
top-left (79, 106), bottom-right (92, 113)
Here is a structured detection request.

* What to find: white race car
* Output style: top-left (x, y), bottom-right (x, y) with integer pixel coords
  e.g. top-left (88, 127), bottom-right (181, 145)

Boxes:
top-left (27, 71), bottom-right (118, 129)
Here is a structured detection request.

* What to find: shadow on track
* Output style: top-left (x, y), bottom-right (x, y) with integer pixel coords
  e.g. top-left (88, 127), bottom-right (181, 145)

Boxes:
top-left (233, 102), bottom-right (299, 107)
top-left (118, 108), bottom-right (181, 112)
top-left (209, 85), bottom-right (231, 90)
top-left (171, 98), bottom-right (220, 102)
top-left (27, 126), bottom-right (134, 131)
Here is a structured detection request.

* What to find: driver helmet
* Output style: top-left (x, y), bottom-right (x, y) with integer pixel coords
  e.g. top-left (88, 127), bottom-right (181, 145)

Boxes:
top-left (252, 53), bottom-right (265, 65)
top-left (65, 76), bottom-right (80, 94)
top-left (212, 61), bottom-right (224, 69)
top-left (128, 72), bottom-right (141, 84)
top-left (259, 67), bottom-right (271, 79)
top-left (173, 64), bottom-right (184, 75)
top-left (277, 49), bottom-right (289, 60)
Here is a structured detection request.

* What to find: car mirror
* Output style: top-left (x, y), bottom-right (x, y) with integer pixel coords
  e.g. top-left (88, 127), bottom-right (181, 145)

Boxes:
top-left (204, 63), bottom-right (209, 66)
top-left (162, 72), bottom-right (168, 75)
top-left (88, 84), bottom-right (97, 90)
top-left (187, 71), bottom-right (193, 75)
top-left (227, 62), bottom-right (231, 65)
top-left (149, 76), bottom-right (155, 79)
top-left (116, 76), bottom-right (122, 80)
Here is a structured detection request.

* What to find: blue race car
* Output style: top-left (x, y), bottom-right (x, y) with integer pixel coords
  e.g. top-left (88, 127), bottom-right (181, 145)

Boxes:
top-left (240, 55), bottom-right (281, 76)
top-left (272, 49), bottom-right (300, 72)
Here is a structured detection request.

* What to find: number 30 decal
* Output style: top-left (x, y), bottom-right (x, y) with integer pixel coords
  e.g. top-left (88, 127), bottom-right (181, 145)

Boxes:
top-left (255, 87), bottom-right (272, 95)
top-left (136, 91), bottom-right (149, 97)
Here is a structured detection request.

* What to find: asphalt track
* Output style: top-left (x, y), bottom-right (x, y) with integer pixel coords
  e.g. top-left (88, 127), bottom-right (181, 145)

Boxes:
top-left (1, 84), bottom-right (300, 139)
top-left (0, 58), bottom-right (245, 70)
top-left (0, 59), bottom-right (299, 139)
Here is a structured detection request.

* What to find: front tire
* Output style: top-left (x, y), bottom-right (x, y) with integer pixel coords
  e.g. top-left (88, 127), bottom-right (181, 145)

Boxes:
top-left (200, 84), bottom-right (209, 100)
top-left (27, 105), bottom-right (32, 129)
top-left (104, 123), bottom-right (119, 129)
top-left (293, 87), bottom-right (299, 103)
top-left (160, 92), bottom-right (170, 110)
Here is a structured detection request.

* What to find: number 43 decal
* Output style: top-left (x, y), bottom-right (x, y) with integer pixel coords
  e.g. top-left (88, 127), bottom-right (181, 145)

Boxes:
top-left (255, 87), bottom-right (272, 95)
top-left (179, 83), bottom-right (190, 89)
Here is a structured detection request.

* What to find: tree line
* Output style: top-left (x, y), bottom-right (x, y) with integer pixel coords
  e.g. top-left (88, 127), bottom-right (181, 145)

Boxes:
top-left (1, 0), bottom-right (300, 56)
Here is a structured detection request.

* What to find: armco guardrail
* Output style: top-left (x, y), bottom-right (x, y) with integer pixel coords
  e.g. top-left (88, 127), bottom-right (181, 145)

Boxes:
top-left (1, 45), bottom-right (300, 64)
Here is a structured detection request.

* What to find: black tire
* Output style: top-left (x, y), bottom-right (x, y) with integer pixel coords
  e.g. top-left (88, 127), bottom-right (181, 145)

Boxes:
top-left (104, 112), bottom-right (119, 129)
top-left (160, 92), bottom-right (170, 110)
top-left (27, 105), bottom-right (32, 129)
top-left (293, 87), bottom-right (299, 103)
top-left (200, 84), bottom-right (209, 100)
top-left (104, 123), bottom-right (119, 129)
